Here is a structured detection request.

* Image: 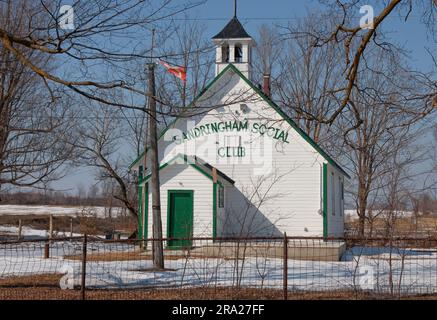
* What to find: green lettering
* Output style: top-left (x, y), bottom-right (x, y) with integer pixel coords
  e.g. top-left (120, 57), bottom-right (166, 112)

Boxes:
top-left (199, 125), bottom-right (206, 136)
top-left (225, 121), bottom-right (232, 131)
top-left (217, 147), bottom-right (225, 157)
top-left (283, 132), bottom-right (290, 143)
top-left (204, 123), bottom-right (211, 134)
top-left (194, 127), bottom-right (200, 138)
top-left (240, 120), bottom-right (248, 131)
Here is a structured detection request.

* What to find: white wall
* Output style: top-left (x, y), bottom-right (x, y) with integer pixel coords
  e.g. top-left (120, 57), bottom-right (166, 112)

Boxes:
top-left (142, 70), bottom-right (344, 237)
top-left (143, 164), bottom-right (213, 240)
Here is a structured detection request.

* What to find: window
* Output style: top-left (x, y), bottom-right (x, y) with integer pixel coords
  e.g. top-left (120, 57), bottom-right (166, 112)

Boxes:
top-left (218, 185), bottom-right (224, 208)
top-left (339, 178), bottom-right (344, 216)
top-left (234, 44), bottom-right (243, 62)
top-left (240, 104), bottom-right (250, 114)
top-left (331, 172), bottom-right (335, 216)
top-left (222, 45), bottom-right (229, 63)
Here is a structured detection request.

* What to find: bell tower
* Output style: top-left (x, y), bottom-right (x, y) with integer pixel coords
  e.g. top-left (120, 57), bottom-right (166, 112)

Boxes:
top-left (212, 1), bottom-right (254, 78)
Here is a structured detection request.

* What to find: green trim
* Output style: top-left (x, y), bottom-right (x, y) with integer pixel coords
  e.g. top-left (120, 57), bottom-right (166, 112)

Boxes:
top-left (139, 154), bottom-right (224, 186)
top-left (166, 190), bottom-right (194, 249)
top-left (323, 163), bottom-right (328, 239)
top-left (137, 165), bottom-right (144, 240)
top-left (137, 185), bottom-right (143, 239)
top-left (212, 182), bottom-right (217, 239)
top-left (144, 183), bottom-right (149, 239)
top-left (130, 63), bottom-right (349, 178)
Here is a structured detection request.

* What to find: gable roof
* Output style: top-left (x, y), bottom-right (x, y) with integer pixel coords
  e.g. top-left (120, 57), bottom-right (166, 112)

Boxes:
top-left (212, 17), bottom-right (251, 39)
top-left (129, 63), bottom-right (350, 179)
top-left (139, 153), bottom-right (235, 185)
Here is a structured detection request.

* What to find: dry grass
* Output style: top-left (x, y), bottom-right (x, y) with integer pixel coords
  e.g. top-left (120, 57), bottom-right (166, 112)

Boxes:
top-left (0, 214), bottom-right (136, 236)
top-left (346, 215), bottom-right (437, 237)
top-left (1, 274), bottom-right (437, 300)
top-left (63, 251), bottom-right (226, 262)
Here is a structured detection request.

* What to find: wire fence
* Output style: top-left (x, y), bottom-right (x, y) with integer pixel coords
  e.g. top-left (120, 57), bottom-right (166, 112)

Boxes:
top-left (1, 235), bottom-right (437, 300)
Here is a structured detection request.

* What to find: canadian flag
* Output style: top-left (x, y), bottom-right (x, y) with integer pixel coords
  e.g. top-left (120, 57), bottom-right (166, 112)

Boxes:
top-left (158, 59), bottom-right (187, 82)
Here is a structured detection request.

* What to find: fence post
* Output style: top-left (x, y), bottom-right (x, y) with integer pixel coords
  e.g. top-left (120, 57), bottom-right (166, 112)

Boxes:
top-left (49, 214), bottom-right (53, 240)
top-left (44, 242), bottom-right (50, 259)
top-left (70, 217), bottom-right (73, 238)
top-left (283, 232), bottom-right (288, 300)
top-left (81, 234), bottom-right (87, 300)
top-left (17, 219), bottom-right (22, 240)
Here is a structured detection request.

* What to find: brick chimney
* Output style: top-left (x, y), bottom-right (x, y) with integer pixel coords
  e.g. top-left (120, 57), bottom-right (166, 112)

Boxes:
top-left (263, 74), bottom-right (271, 98)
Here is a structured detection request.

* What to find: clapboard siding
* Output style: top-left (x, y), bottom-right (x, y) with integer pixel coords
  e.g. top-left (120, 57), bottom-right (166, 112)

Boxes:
top-left (143, 164), bottom-right (213, 240)
top-left (140, 69), bottom-right (344, 238)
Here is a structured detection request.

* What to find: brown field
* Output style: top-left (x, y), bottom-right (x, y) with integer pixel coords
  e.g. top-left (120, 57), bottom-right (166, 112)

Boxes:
top-left (0, 214), bottom-right (136, 236)
top-left (346, 215), bottom-right (437, 237)
top-left (63, 251), bottom-right (219, 262)
top-left (63, 248), bottom-right (243, 262)
top-left (1, 274), bottom-right (437, 300)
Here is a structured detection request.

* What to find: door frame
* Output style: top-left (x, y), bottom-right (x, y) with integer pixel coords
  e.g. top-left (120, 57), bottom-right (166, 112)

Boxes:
top-left (166, 189), bottom-right (194, 249)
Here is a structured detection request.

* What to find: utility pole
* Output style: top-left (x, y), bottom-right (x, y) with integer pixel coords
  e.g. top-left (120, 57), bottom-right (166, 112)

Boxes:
top-left (146, 30), bottom-right (164, 269)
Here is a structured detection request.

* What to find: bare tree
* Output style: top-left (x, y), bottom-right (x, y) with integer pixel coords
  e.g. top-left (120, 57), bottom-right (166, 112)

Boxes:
top-left (272, 16), bottom-right (344, 143)
top-left (0, 0), bottom-right (207, 114)
top-left (332, 46), bottom-right (431, 237)
top-left (0, 1), bottom-right (74, 195)
top-left (156, 18), bottom-right (214, 112)
top-left (67, 100), bottom-right (138, 220)
top-left (288, 0), bottom-right (437, 124)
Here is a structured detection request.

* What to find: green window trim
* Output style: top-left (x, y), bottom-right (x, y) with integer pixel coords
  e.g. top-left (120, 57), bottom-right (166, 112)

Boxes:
top-left (218, 184), bottom-right (224, 208)
top-left (213, 182), bottom-right (217, 239)
top-left (137, 165), bottom-right (144, 240)
top-left (144, 183), bottom-right (149, 240)
top-left (323, 163), bottom-right (328, 239)
top-left (137, 185), bottom-right (143, 239)
top-left (137, 183), bottom-right (149, 240)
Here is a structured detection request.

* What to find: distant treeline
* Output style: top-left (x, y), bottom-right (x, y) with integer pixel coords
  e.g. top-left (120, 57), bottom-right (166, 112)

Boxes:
top-left (0, 191), bottom-right (123, 207)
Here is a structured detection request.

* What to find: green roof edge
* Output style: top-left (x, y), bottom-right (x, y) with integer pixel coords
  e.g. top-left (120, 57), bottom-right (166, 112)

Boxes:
top-left (139, 153), bottom-right (225, 186)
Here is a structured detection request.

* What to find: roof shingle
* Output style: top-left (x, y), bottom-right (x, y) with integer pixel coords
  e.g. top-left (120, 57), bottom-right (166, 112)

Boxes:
top-left (212, 17), bottom-right (251, 39)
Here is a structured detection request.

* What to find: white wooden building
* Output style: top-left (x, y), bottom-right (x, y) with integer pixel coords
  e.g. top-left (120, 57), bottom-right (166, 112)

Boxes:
top-left (130, 15), bottom-right (349, 247)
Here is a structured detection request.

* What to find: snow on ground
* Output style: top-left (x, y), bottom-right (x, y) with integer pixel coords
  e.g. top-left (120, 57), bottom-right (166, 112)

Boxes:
top-left (0, 205), bottom-right (124, 218)
top-left (0, 241), bottom-right (436, 295)
top-left (345, 209), bottom-right (416, 219)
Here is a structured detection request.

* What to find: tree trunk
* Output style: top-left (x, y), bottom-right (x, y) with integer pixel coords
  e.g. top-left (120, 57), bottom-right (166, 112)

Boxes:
top-left (357, 195), bottom-right (367, 238)
top-left (147, 62), bottom-right (164, 269)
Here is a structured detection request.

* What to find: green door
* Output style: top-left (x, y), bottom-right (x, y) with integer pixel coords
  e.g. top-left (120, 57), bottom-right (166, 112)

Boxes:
top-left (167, 190), bottom-right (194, 248)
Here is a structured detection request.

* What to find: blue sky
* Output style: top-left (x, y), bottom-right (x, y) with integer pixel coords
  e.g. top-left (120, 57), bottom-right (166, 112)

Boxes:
top-left (52, 0), bottom-right (436, 194)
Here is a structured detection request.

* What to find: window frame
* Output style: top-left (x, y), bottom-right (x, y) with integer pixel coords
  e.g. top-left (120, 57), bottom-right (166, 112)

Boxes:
top-left (218, 185), bottom-right (225, 208)
top-left (331, 172), bottom-right (335, 216)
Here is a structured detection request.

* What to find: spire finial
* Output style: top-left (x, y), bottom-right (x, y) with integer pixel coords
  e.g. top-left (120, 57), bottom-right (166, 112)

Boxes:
top-left (234, 0), bottom-right (237, 18)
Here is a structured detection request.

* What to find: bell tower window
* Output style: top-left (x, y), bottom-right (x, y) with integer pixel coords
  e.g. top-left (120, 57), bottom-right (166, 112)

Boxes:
top-left (222, 45), bottom-right (230, 63)
top-left (234, 44), bottom-right (243, 62)
top-left (212, 13), bottom-right (252, 77)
